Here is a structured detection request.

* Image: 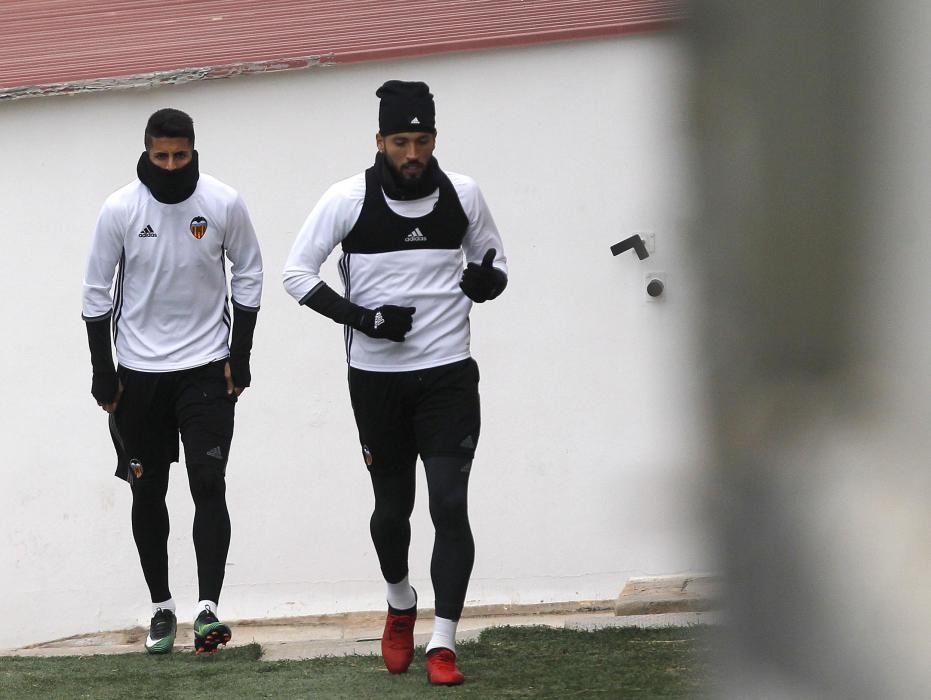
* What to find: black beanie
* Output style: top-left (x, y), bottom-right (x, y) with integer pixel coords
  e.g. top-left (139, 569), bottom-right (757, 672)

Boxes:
top-left (377, 80), bottom-right (436, 135)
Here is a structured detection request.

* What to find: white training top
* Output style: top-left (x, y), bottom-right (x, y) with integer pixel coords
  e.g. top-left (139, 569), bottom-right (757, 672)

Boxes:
top-left (82, 174), bottom-right (264, 372)
top-left (282, 170), bottom-right (506, 372)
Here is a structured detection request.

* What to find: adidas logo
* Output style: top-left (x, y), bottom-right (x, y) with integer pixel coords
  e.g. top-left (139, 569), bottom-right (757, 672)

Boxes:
top-left (410, 116), bottom-right (420, 124)
top-left (138, 224), bottom-right (157, 238)
top-left (404, 228), bottom-right (427, 243)
top-left (373, 311), bottom-right (385, 329)
top-left (206, 446), bottom-right (224, 460)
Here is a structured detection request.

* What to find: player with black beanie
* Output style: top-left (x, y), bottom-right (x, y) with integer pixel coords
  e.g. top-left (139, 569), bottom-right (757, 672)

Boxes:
top-left (283, 80), bottom-right (507, 685)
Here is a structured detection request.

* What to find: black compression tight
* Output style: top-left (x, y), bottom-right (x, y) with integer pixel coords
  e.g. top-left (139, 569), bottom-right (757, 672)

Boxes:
top-left (130, 463), bottom-right (230, 604)
top-left (130, 467), bottom-right (172, 603)
top-left (187, 463), bottom-right (231, 603)
top-left (369, 464), bottom-right (416, 588)
top-left (369, 455), bottom-right (475, 621)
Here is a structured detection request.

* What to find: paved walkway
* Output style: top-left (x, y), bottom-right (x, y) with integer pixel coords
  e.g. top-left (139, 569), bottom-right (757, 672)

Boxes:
top-left (3, 604), bottom-right (719, 660)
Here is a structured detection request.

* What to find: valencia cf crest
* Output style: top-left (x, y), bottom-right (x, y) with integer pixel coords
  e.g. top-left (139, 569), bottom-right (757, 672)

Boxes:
top-left (190, 216), bottom-right (208, 239)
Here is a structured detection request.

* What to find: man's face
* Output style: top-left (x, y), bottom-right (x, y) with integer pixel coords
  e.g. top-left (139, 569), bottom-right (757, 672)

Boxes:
top-left (147, 137), bottom-right (193, 171)
top-left (377, 131), bottom-right (436, 182)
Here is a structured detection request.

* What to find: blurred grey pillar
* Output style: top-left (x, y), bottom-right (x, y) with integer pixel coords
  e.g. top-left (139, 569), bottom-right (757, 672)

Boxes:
top-left (691, 2), bottom-right (931, 697)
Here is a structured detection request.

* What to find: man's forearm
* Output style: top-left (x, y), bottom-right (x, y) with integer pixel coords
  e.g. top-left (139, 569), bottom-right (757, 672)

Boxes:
top-left (300, 282), bottom-right (364, 327)
top-left (229, 304), bottom-right (259, 388)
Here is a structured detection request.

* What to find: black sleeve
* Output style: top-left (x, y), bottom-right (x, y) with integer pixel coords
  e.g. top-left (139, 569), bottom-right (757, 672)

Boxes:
top-left (300, 282), bottom-right (366, 328)
top-left (229, 304), bottom-right (258, 388)
top-left (85, 317), bottom-right (115, 375)
top-left (85, 316), bottom-right (118, 403)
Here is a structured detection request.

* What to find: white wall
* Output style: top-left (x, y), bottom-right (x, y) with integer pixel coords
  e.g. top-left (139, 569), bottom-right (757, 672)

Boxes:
top-left (0, 34), bottom-right (710, 649)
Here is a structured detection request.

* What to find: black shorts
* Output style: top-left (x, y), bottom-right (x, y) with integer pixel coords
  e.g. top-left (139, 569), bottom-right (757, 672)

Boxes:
top-left (108, 360), bottom-right (236, 482)
top-left (348, 358), bottom-right (481, 472)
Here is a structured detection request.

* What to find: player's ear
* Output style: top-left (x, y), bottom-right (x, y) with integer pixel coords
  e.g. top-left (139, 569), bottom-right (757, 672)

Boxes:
top-left (376, 132), bottom-right (385, 153)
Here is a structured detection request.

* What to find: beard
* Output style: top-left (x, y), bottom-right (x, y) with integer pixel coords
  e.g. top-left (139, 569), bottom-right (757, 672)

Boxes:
top-left (397, 160), bottom-right (426, 182)
top-left (376, 151), bottom-right (438, 200)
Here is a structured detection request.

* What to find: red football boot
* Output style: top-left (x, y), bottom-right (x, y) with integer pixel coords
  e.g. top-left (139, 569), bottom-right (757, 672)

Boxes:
top-left (381, 607), bottom-right (417, 673)
top-left (426, 648), bottom-right (465, 686)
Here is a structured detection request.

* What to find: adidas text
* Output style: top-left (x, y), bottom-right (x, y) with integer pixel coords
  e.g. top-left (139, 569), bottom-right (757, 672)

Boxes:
top-left (404, 228), bottom-right (427, 243)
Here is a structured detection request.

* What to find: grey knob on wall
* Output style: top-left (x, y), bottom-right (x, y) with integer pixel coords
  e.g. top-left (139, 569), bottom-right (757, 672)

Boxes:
top-left (647, 278), bottom-right (664, 297)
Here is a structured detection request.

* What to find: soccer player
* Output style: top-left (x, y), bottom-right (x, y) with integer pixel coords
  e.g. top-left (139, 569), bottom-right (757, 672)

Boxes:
top-left (283, 81), bottom-right (508, 685)
top-left (82, 108), bottom-right (263, 655)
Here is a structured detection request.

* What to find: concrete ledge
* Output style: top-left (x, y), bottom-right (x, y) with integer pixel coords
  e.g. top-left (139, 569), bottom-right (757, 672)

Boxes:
top-left (7, 599), bottom-right (616, 657)
top-left (10, 596), bottom-right (718, 657)
top-left (236, 598), bottom-right (616, 633)
top-left (616, 574), bottom-right (720, 616)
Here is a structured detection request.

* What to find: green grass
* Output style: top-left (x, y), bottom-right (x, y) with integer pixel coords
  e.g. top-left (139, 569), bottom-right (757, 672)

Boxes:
top-left (0, 625), bottom-right (714, 699)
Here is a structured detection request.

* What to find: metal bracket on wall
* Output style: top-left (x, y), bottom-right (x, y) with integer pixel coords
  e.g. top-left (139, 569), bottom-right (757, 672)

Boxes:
top-left (610, 234), bottom-right (650, 260)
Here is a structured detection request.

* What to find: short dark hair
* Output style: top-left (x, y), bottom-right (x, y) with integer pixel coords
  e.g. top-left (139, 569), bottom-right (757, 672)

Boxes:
top-left (144, 108), bottom-right (195, 149)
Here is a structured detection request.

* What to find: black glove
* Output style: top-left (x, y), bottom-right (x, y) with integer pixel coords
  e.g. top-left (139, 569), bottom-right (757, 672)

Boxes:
top-left (228, 354), bottom-right (251, 389)
top-left (355, 305), bottom-right (416, 342)
top-left (300, 283), bottom-right (415, 342)
top-left (91, 372), bottom-right (119, 405)
top-left (460, 248), bottom-right (507, 303)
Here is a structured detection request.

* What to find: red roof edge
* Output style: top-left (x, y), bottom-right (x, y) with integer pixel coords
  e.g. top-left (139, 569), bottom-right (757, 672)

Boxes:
top-left (0, 55), bottom-right (333, 102)
top-left (0, 21), bottom-right (678, 102)
top-left (333, 20), bottom-right (678, 65)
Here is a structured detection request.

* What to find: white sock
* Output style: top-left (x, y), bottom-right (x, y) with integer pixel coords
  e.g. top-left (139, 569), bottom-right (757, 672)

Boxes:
top-left (196, 599), bottom-right (218, 618)
top-left (386, 576), bottom-right (417, 611)
top-left (426, 616), bottom-right (458, 655)
top-left (152, 598), bottom-right (175, 616)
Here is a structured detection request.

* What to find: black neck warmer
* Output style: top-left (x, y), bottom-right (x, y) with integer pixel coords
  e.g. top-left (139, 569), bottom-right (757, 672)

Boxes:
top-left (376, 151), bottom-right (440, 201)
top-left (137, 150), bottom-right (200, 204)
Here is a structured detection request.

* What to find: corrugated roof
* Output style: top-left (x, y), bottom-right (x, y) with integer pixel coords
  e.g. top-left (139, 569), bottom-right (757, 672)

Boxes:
top-left (0, 0), bottom-right (683, 100)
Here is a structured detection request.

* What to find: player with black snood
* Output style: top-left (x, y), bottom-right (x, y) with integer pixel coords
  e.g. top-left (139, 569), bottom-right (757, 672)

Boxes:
top-left (283, 80), bottom-right (507, 686)
top-left (82, 108), bottom-right (263, 656)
